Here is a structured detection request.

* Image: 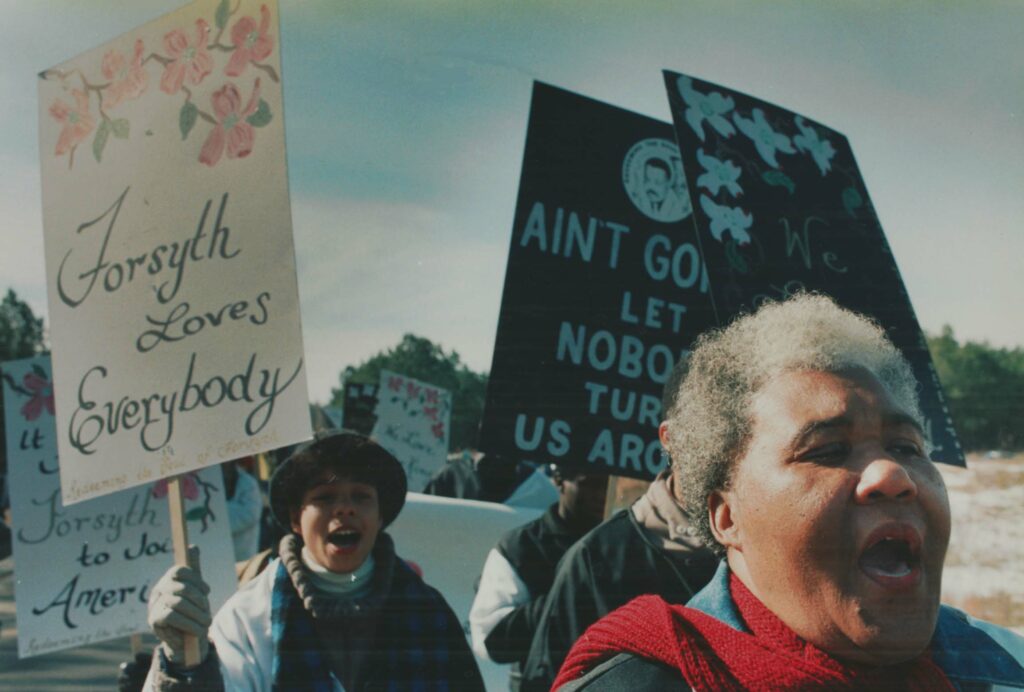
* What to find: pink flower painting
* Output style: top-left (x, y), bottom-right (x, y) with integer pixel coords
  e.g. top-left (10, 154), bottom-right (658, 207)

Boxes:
top-left (49, 89), bottom-right (95, 156)
top-left (19, 372), bottom-right (55, 421)
top-left (160, 19), bottom-right (214, 94)
top-left (151, 473), bottom-right (200, 500)
top-left (199, 79), bottom-right (261, 166)
top-left (101, 39), bottom-right (149, 108)
top-left (43, 2), bottom-right (281, 170)
top-left (388, 376), bottom-right (403, 392)
top-left (225, 5), bottom-right (274, 77)
top-left (431, 421), bottom-right (445, 441)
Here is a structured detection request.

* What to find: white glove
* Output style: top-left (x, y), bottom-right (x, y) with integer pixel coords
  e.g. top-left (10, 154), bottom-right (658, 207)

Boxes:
top-left (147, 545), bottom-right (212, 666)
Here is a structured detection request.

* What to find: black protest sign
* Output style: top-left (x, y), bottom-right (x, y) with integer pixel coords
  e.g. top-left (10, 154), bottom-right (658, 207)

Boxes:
top-left (342, 382), bottom-right (378, 435)
top-left (479, 82), bottom-right (716, 480)
top-left (662, 71), bottom-right (963, 465)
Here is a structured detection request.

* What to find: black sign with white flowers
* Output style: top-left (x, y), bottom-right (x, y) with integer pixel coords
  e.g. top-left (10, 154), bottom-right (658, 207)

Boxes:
top-left (662, 71), bottom-right (963, 466)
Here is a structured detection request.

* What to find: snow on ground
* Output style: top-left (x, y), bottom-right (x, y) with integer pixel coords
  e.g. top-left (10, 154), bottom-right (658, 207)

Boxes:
top-left (939, 453), bottom-right (1024, 633)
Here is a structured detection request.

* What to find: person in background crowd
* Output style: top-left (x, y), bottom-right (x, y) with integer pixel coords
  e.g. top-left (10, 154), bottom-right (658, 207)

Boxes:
top-left (554, 294), bottom-right (1024, 690)
top-left (144, 430), bottom-right (485, 691)
top-left (469, 466), bottom-right (609, 690)
top-left (422, 450), bottom-right (529, 503)
top-left (223, 457), bottom-right (263, 563)
top-left (520, 357), bottom-right (718, 692)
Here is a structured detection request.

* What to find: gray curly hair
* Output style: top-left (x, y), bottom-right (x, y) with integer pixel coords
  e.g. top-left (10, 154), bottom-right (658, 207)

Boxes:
top-left (665, 293), bottom-right (925, 555)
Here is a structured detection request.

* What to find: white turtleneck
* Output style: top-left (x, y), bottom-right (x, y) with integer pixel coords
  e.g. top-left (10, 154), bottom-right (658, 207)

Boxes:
top-left (301, 546), bottom-right (375, 600)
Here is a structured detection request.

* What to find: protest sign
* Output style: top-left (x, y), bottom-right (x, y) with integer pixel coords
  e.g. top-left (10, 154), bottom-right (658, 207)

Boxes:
top-left (389, 492), bottom-right (543, 691)
top-left (479, 82), bottom-right (716, 479)
top-left (2, 355), bottom-right (236, 658)
top-left (342, 382), bottom-right (379, 435)
top-left (370, 370), bottom-right (451, 492)
top-left (37, 0), bottom-right (310, 506)
top-left (662, 71), bottom-right (963, 465)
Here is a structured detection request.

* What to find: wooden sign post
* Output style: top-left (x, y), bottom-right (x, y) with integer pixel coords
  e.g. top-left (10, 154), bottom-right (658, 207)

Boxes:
top-left (166, 474), bottom-right (201, 666)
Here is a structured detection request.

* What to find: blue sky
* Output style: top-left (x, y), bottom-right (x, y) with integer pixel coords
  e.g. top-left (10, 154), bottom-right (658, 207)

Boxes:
top-left (3, 0), bottom-right (1022, 403)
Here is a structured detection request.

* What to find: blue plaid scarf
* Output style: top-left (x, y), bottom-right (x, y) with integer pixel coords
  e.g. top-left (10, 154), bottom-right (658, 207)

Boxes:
top-left (269, 535), bottom-right (484, 692)
top-left (271, 560), bottom-right (336, 691)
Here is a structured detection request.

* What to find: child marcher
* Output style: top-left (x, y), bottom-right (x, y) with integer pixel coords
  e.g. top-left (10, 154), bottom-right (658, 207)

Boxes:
top-left (144, 429), bottom-right (485, 691)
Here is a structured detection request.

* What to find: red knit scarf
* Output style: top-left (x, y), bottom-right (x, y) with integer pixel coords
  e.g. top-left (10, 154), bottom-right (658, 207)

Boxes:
top-left (553, 573), bottom-right (954, 691)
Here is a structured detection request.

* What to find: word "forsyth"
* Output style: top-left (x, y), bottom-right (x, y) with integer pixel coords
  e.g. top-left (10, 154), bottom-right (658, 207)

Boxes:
top-left (56, 187), bottom-right (240, 309)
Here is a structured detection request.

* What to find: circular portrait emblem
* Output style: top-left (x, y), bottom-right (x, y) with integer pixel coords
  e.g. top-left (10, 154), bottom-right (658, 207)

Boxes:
top-left (622, 138), bottom-right (692, 223)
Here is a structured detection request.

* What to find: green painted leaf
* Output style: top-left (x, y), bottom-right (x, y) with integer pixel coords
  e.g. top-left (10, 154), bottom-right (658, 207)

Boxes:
top-left (111, 118), bottom-right (130, 139)
top-left (246, 99), bottom-right (273, 128)
top-left (31, 363), bottom-right (48, 379)
top-left (180, 101), bottom-right (198, 140)
top-left (724, 239), bottom-right (749, 274)
top-left (842, 186), bottom-right (863, 217)
top-left (92, 120), bottom-right (110, 162)
top-left (186, 507), bottom-right (207, 521)
top-left (761, 170), bottom-right (795, 195)
top-left (215, 0), bottom-right (230, 30)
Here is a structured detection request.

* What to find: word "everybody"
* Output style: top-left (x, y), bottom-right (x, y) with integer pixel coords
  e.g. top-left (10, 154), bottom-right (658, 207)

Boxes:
top-left (68, 351), bottom-right (303, 455)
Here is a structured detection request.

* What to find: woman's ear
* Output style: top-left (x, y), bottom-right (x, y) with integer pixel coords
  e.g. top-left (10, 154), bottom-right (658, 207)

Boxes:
top-left (708, 490), bottom-right (741, 551)
top-left (658, 421), bottom-right (671, 449)
top-left (290, 508), bottom-right (302, 535)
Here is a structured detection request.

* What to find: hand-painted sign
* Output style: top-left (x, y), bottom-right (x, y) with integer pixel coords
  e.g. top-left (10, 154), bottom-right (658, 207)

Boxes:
top-left (479, 82), bottom-right (716, 479)
top-left (371, 370), bottom-right (452, 492)
top-left (662, 71), bottom-right (962, 465)
top-left (2, 355), bottom-right (235, 658)
top-left (37, 0), bottom-right (311, 504)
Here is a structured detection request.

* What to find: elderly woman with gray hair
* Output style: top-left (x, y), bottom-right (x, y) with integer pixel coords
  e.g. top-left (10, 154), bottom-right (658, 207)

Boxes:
top-left (554, 294), bottom-right (1024, 691)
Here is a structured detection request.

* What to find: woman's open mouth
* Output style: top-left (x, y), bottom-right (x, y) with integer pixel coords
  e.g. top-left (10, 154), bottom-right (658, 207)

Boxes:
top-left (858, 524), bottom-right (922, 590)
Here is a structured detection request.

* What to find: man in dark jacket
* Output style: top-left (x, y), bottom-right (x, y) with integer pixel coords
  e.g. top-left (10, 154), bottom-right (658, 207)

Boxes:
top-left (519, 361), bottom-right (718, 692)
top-left (469, 467), bottom-right (608, 690)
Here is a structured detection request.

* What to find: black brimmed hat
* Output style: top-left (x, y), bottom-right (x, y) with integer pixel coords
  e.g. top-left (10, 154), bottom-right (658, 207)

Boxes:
top-left (269, 429), bottom-right (407, 531)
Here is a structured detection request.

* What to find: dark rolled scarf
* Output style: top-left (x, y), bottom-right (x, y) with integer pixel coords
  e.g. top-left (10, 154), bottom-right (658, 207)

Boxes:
top-left (554, 571), bottom-right (955, 692)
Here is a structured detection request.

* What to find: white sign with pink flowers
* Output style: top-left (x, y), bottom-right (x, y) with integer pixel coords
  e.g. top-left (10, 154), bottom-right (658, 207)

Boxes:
top-left (2, 355), bottom-right (236, 658)
top-left (371, 370), bottom-right (452, 492)
top-left (37, 0), bottom-right (310, 505)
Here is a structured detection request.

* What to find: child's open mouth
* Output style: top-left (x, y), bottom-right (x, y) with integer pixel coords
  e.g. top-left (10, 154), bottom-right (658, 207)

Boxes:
top-left (328, 529), bottom-right (361, 551)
